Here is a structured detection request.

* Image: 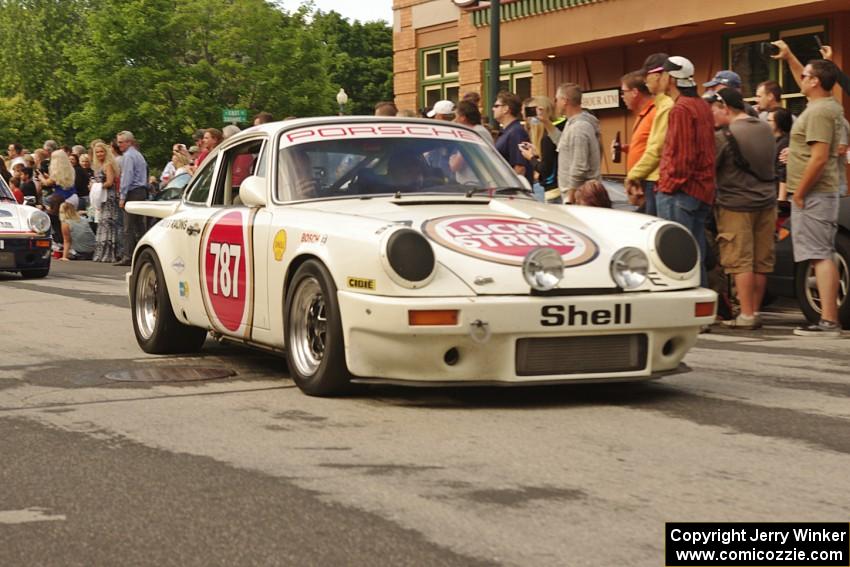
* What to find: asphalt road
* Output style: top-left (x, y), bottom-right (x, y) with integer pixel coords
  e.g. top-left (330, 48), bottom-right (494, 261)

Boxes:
top-left (1, 261), bottom-right (849, 566)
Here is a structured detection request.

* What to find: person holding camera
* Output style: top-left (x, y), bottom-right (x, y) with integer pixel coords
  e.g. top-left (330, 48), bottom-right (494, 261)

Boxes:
top-left (771, 48), bottom-right (844, 337)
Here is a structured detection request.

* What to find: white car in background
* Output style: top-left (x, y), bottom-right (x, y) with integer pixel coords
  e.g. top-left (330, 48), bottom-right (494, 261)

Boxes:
top-left (126, 117), bottom-right (716, 396)
top-left (0, 178), bottom-right (52, 278)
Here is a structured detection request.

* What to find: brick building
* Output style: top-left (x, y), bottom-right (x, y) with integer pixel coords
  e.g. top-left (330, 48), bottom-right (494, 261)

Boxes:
top-left (392, 0), bottom-right (850, 175)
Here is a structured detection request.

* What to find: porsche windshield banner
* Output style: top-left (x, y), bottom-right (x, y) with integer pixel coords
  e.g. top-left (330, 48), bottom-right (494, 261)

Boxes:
top-left (422, 215), bottom-right (598, 267)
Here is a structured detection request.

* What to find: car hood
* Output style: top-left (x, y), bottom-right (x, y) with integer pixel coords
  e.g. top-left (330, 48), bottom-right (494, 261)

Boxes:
top-left (294, 196), bottom-right (691, 294)
top-left (0, 201), bottom-right (32, 233)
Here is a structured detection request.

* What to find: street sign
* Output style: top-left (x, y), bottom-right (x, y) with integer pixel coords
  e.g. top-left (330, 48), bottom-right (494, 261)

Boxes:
top-left (222, 108), bottom-right (248, 124)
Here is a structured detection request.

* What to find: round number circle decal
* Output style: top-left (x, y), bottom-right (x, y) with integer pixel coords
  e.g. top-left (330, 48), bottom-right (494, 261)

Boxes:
top-left (204, 211), bottom-right (248, 331)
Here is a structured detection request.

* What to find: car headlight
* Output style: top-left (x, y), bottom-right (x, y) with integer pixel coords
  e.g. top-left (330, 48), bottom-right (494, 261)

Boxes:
top-left (380, 228), bottom-right (436, 288)
top-left (522, 247), bottom-right (563, 291)
top-left (610, 247), bottom-right (649, 290)
top-left (651, 223), bottom-right (699, 279)
top-left (28, 210), bottom-right (51, 234)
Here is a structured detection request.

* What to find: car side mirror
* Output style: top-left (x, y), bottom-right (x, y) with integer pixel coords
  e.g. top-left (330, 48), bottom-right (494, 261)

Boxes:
top-left (239, 175), bottom-right (267, 207)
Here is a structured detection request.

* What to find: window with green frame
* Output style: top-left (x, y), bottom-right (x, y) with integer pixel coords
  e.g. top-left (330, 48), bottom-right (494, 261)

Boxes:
top-left (420, 44), bottom-right (460, 111)
top-left (484, 60), bottom-right (533, 104)
top-left (726, 22), bottom-right (827, 115)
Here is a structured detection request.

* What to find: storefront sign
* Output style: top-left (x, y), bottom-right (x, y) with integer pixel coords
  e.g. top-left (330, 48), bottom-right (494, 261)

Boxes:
top-left (582, 89), bottom-right (621, 110)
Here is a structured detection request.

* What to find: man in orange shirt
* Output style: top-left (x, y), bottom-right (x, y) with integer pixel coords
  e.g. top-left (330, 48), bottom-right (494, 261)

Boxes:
top-left (618, 70), bottom-right (656, 209)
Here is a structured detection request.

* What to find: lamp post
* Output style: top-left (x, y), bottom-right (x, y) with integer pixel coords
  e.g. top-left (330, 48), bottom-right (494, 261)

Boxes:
top-left (336, 88), bottom-right (349, 116)
top-left (488, 0), bottom-right (500, 124)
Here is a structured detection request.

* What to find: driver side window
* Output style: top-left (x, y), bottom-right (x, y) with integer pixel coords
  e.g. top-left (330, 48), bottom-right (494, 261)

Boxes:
top-left (185, 162), bottom-right (216, 205)
top-left (212, 139), bottom-right (265, 206)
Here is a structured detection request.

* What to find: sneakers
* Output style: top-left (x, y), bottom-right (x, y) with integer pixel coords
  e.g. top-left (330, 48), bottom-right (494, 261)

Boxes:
top-left (720, 314), bottom-right (762, 330)
top-left (793, 319), bottom-right (843, 338)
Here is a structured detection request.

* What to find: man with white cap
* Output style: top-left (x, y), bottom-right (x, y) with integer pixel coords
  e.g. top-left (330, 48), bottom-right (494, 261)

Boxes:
top-left (656, 55), bottom-right (716, 287)
top-left (425, 100), bottom-right (457, 178)
top-left (427, 100), bottom-right (455, 121)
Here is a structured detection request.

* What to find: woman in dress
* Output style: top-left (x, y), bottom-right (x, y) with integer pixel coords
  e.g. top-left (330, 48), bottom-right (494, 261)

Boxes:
top-left (91, 141), bottom-right (121, 263)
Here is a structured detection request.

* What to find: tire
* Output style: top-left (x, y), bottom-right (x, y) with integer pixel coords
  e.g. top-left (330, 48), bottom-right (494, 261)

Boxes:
top-left (20, 266), bottom-right (50, 279)
top-left (131, 249), bottom-right (207, 354)
top-left (794, 232), bottom-right (850, 329)
top-left (284, 260), bottom-right (352, 396)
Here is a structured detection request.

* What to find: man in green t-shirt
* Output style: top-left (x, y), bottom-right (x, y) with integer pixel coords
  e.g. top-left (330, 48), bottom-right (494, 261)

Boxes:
top-left (784, 59), bottom-right (844, 337)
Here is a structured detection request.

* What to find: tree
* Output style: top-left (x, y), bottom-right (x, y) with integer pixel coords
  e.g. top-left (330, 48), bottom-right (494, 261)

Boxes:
top-left (0, 0), bottom-right (393, 165)
top-left (0, 0), bottom-right (86, 143)
top-left (312, 11), bottom-right (393, 116)
top-left (0, 95), bottom-right (55, 149)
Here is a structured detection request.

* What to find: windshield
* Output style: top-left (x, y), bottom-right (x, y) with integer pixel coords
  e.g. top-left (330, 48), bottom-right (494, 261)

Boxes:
top-left (0, 177), bottom-right (15, 202)
top-left (276, 135), bottom-right (524, 201)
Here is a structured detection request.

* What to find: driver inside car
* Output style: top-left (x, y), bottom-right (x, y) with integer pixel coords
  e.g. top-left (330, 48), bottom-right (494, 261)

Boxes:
top-left (283, 148), bottom-right (318, 200)
top-left (386, 150), bottom-right (427, 190)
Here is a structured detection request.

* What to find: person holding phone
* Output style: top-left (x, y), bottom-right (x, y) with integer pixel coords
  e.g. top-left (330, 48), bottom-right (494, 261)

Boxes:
top-left (772, 38), bottom-right (850, 97)
top-left (519, 96), bottom-right (563, 202)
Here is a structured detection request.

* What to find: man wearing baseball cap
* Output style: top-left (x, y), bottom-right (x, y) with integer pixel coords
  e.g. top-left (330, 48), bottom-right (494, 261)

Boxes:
top-left (625, 52), bottom-right (675, 216)
top-left (704, 70), bottom-right (759, 117)
top-left (656, 55), bottom-right (716, 287)
top-left (709, 88), bottom-right (777, 330)
top-left (704, 70), bottom-right (743, 90)
top-left (427, 100), bottom-right (455, 120)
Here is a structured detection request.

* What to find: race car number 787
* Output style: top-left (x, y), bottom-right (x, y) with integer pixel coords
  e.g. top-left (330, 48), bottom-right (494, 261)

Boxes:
top-left (209, 242), bottom-right (241, 298)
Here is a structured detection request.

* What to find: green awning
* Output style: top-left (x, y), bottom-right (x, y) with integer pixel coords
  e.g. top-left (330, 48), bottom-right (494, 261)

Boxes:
top-left (472, 0), bottom-right (606, 27)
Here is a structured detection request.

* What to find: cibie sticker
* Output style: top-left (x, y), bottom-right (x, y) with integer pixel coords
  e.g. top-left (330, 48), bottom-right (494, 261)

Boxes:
top-left (422, 215), bottom-right (598, 267)
top-left (201, 210), bottom-right (252, 333)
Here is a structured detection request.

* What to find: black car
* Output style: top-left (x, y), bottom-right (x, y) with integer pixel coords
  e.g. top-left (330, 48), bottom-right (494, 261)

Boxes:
top-left (766, 193), bottom-right (850, 328)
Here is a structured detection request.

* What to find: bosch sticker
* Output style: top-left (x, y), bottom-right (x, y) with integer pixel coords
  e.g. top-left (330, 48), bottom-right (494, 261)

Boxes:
top-left (422, 215), bottom-right (598, 267)
top-left (201, 210), bottom-right (252, 333)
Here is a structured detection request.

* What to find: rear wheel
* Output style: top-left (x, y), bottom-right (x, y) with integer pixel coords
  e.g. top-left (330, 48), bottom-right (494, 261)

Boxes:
top-left (131, 249), bottom-right (207, 353)
top-left (794, 232), bottom-right (850, 328)
top-left (285, 260), bottom-right (352, 396)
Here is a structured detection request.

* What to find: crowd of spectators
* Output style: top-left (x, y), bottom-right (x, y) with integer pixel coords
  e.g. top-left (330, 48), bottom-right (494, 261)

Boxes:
top-left (5, 47), bottom-right (849, 337)
top-left (399, 41), bottom-right (848, 337)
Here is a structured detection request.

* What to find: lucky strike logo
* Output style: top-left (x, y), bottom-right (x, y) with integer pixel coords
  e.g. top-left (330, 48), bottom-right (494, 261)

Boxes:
top-left (422, 215), bottom-right (598, 266)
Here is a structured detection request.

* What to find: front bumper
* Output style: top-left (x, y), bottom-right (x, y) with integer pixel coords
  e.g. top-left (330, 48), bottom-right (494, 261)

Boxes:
top-left (337, 288), bottom-right (717, 384)
top-left (0, 235), bottom-right (52, 271)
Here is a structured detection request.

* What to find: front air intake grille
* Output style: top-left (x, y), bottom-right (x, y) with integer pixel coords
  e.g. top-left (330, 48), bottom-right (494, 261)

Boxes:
top-left (516, 334), bottom-right (647, 376)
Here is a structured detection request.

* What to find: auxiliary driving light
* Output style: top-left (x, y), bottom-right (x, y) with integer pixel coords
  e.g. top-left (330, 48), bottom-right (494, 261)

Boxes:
top-left (610, 247), bottom-right (649, 290)
top-left (522, 247), bottom-right (564, 291)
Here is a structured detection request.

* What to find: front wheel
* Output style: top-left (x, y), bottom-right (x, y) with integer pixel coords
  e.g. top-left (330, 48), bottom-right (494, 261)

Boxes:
top-left (20, 266), bottom-right (50, 279)
top-left (794, 232), bottom-right (850, 328)
top-left (131, 249), bottom-right (208, 353)
top-left (285, 260), bottom-right (352, 396)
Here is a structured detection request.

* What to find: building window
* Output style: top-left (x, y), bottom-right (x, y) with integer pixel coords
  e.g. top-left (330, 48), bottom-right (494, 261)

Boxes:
top-left (728, 33), bottom-right (771, 98)
top-left (420, 44), bottom-right (460, 110)
top-left (486, 60), bottom-right (533, 104)
top-left (726, 23), bottom-right (826, 113)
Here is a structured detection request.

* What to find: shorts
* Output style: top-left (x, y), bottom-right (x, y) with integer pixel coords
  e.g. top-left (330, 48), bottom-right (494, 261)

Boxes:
top-left (715, 206), bottom-right (777, 274)
top-left (791, 192), bottom-right (839, 262)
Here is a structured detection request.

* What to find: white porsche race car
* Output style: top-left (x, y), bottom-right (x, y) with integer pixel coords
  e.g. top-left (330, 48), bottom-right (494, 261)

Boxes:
top-left (127, 117), bottom-right (716, 396)
top-left (0, 178), bottom-right (52, 278)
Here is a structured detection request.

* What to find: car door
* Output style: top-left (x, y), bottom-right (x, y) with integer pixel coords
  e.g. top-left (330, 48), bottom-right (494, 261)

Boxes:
top-left (196, 138), bottom-right (268, 341)
top-left (168, 157), bottom-right (222, 329)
